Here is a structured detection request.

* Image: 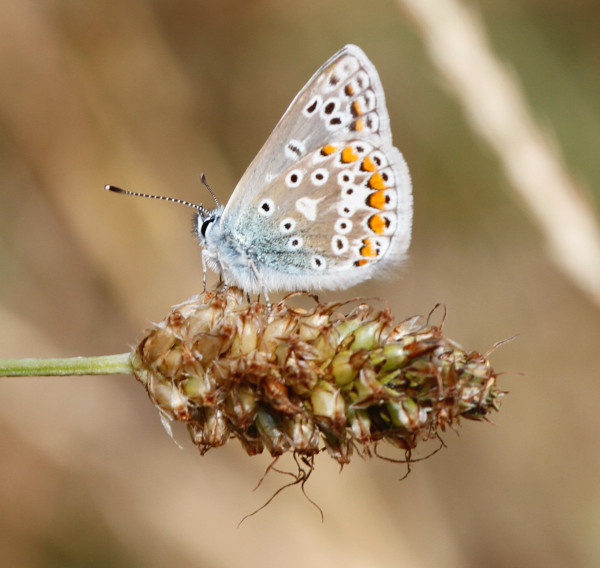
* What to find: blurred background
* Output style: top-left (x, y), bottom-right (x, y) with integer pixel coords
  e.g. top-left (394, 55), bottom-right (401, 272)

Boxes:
top-left (1, 1), bottom-right (599, 566)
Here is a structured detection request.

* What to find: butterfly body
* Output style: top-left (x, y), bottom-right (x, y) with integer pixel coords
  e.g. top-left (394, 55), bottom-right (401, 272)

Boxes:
top-left (195, 44), bottom-right (413, 294)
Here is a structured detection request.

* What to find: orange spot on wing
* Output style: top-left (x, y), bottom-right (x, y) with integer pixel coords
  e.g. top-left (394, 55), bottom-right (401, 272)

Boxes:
top-left (341, 146), bottom-right (359, 163)
top-left (361, 156), bottom-right (376, 172)
top-left (368, 172), bottom-right (386, 190)
top-left (321, 144), bottom-right (337, 156)
top-left (345, 84), bottom-right (355, 96)
top-left (352, 119), bottom-right (363, 131)
top-left (367, 190), bottom-right (387, 210)
top-left (351, 101), bottom-right (363, 116)
top-left (354, 259), bottom-right (369, 267)
top-left (368, 214), bottom-right (389, 234)
top-left (360, 238), bottom-right (379, 258)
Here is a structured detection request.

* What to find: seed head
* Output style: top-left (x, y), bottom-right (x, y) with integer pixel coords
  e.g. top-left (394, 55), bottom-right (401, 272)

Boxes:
top-left (131, 288), bottom-right (504, 465)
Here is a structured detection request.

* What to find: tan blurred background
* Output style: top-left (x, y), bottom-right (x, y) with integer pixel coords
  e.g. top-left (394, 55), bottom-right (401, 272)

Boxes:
top-left (1, 1), bottom-right (599, 566)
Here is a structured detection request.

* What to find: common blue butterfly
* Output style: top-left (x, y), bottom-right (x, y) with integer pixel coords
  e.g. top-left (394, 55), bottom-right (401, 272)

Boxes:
top-left (107, 45), bottom-right (412, 296)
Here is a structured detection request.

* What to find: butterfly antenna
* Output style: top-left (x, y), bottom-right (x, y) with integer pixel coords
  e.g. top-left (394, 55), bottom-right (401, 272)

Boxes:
top-left (105, 185), bottom-right (208, 214)
top-left (200, 173), bottom-right (220, 207)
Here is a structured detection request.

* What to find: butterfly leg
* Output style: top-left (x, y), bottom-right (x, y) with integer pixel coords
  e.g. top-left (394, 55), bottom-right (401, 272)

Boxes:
top-left (217, 277), bottom-right (228, 293)
top-left (201, 249), bottom-right (209, 291)
top-left (248, 259), bottom-right (271, 310)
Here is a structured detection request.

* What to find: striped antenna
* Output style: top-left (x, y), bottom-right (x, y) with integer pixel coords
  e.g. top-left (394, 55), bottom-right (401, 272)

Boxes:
top-left (105, 185), bottom-right (207, 214)
top-left (200, 174), bottom-right (220, 207)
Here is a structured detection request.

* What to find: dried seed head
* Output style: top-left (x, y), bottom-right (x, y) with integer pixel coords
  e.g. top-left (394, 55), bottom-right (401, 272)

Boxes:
top-left (131, 288), bottom-right (504, 465)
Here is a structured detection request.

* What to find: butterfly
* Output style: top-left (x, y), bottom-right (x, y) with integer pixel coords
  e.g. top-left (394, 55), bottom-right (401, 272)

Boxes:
top-left (107, 44), bottom-right (412, 296)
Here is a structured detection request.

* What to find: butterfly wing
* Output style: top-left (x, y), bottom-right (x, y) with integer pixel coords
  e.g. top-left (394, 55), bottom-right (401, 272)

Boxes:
top-left (220, 44), bottom-right (412, 291)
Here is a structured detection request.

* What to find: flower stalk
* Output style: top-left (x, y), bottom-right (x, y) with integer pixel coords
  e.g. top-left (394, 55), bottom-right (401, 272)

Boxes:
top-left (0, 353), bottom-right (132, 377)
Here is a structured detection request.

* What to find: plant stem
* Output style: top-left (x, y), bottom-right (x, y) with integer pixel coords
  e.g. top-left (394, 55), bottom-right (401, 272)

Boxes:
top-left (0, 353), bottom-right (133, 377)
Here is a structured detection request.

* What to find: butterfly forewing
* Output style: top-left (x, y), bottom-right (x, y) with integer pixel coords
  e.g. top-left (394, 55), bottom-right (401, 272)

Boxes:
top-left (222, 45), bottom-right (392, 216)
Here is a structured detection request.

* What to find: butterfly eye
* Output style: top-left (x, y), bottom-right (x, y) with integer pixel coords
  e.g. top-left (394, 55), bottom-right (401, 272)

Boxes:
top-left (200, 218), bottom-right (213, 238)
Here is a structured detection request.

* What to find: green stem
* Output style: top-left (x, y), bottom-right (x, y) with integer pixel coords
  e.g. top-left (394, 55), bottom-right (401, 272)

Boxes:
top-left (0, 353), bottom-right (133, 377)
